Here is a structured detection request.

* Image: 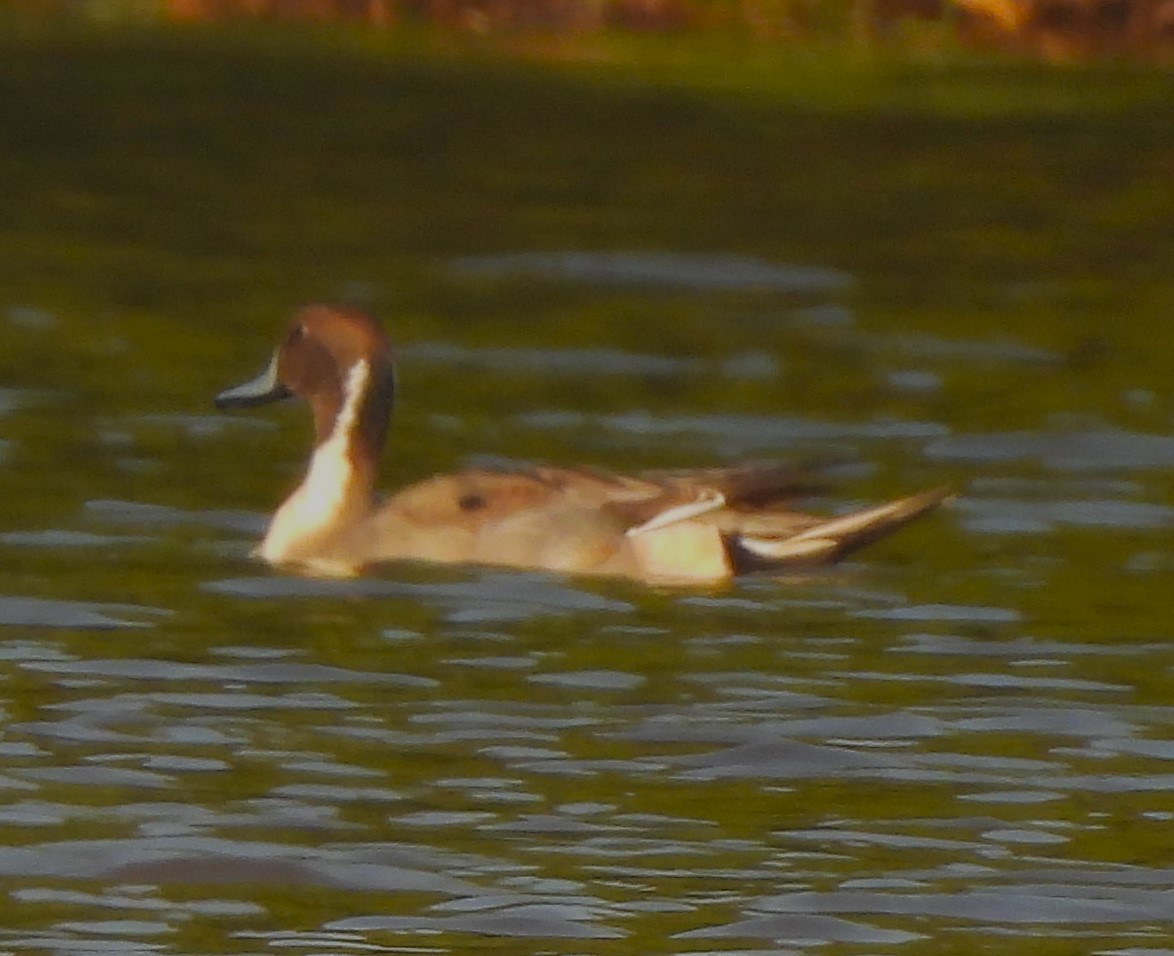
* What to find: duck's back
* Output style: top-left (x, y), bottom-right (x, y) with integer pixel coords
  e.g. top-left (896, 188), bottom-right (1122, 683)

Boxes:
top-left (359, 464), bottom-right (817, 580)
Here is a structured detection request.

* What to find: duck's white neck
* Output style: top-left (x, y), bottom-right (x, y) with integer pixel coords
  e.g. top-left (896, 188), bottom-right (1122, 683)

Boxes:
top-left (259, 359), bottom-right (373, 570)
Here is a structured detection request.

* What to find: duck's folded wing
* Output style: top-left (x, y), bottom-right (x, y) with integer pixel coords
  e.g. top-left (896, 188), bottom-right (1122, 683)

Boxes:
top-left (603, 462), bottom-right (816, 529)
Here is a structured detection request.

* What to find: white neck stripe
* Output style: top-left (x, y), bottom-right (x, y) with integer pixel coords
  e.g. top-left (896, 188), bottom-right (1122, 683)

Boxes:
top-left (332, 358), bottom-right (370, 444)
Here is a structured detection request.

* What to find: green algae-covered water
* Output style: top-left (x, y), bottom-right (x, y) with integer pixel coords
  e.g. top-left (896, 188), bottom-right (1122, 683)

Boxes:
top-left (0, 31), bottom-right (1172, 954)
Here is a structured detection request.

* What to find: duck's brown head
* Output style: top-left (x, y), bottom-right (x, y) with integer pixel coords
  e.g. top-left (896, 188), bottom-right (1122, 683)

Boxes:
top-left (215, 304), bottom-right (396, 452)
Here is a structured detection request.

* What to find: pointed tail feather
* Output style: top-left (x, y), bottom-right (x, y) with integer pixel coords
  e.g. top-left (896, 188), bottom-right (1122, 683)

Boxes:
top-left (734, 486), bottom-right (954, 571)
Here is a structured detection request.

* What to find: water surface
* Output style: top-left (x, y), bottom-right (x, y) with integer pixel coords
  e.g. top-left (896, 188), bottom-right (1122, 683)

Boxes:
top-left (0, 35), bottom-right (1171, 955)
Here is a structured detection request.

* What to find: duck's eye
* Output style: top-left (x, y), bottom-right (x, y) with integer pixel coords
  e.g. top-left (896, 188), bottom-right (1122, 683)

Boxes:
top-left (287, 324), bottom-right (307, 345)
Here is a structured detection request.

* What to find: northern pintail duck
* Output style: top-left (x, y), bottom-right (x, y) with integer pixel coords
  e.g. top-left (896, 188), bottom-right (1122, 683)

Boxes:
top-left (215, 305), bottom-right (950, 581)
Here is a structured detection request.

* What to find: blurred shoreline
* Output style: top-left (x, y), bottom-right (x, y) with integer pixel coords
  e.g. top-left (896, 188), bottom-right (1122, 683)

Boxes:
top-left (3, 0), bottom-right (1173, 63)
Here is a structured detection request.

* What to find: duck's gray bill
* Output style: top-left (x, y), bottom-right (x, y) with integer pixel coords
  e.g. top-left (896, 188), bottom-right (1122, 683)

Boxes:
top-left (214, 353), bottom-right (292, 409)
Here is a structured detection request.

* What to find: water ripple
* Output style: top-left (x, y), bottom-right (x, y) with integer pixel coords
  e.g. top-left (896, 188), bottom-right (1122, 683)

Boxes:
top-left (449, 251), bottom-right (854, 294)
top-left (0, 597), bottom-right (164, 630)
